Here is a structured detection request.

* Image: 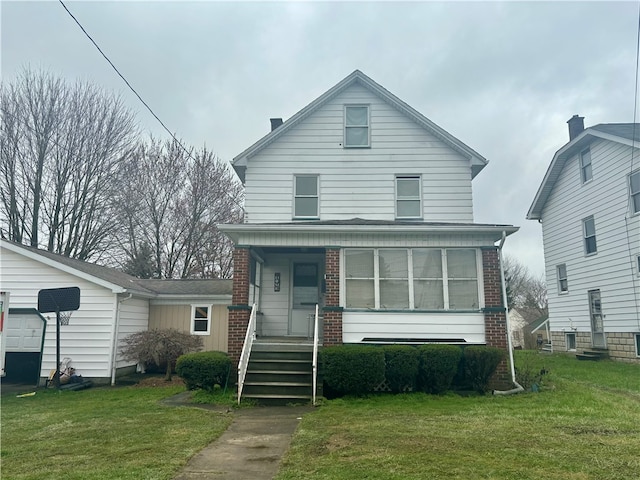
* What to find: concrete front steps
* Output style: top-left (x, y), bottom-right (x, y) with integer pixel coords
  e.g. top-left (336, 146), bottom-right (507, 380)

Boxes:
top-left (242, 342), bottom-right (317, 405)
top-left (576, 348), bottom-right (609, 361)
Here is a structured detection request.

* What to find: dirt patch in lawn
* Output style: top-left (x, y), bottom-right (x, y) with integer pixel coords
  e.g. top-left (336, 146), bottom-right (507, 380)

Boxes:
top-left (131, 375), bottom-right (186, 388)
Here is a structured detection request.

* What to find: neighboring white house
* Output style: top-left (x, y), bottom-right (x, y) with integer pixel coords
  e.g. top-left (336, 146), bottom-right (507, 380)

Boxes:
top-left (219, 70), bottom-right (519, 401)
top-left (527, 116), bottom-right (640, 362)
top-left (0, 239), bottom-right (232, 384)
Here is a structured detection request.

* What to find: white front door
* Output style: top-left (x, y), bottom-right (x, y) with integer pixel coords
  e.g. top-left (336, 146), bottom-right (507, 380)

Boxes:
top-left (289, 263), bottom-right (319, 337)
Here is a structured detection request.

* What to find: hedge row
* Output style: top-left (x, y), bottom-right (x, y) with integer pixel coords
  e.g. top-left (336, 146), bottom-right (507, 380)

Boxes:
top-left (175, 350), bottom-right (233, 392)
top-left (321, 344), bottom-right (505, 397)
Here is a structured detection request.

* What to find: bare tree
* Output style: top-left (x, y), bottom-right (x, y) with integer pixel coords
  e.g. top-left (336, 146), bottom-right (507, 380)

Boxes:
top-left (114, 138), bottom-right (243, 279)
top-left (0, 67), bottom-right (138, 260)
top-left (503, 255), bottom-right (548, 320)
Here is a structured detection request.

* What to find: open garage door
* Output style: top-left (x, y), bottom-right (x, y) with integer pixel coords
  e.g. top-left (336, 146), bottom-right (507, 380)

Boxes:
top-left (4, 308), bottom-right (47, 385)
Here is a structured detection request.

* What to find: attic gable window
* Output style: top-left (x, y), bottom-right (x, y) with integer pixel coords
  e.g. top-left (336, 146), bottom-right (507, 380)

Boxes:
top-left (630, 170), bottom-right (640, 214)
top-left (580, 148), bottom-right (592, 183)
top-left (293, 175), bottom-right (319, 219)
top-left (396, 175), bottom-right (422, 219)
top-left (344, 105), bottom-right (370, 147)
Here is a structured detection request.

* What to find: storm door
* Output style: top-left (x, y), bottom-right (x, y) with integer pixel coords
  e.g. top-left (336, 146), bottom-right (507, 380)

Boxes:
top-left (289, 263), bottom-right (319, 337)
top-left (588, 289), bottom-right (606, 348)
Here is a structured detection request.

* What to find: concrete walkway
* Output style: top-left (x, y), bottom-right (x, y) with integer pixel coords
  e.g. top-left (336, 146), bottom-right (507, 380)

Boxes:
top-left (170, 394), bottom-right (312, 480)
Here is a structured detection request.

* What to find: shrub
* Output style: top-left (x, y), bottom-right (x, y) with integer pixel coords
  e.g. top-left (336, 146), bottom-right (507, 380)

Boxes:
top-left (464, 346), bottom-right (506, 393)
top-left (417, 344), bottom-right (463, 394)
top-left (383, 345), bottom-right (419, 393)
top-left (321, 345), bottom-right (385, 396)
top-left (176, 351), bottom-right (233, 392)
top-left (120, 329), bottom-right (203, 381)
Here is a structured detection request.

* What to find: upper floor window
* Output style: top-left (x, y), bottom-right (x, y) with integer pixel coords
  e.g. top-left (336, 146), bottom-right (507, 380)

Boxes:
top-left (630, 170), bottom-right (640, 214)
top-left (344, 105), bottom-right (370, 147)
top-left (191, 305), bottom-right (211, 335)
top-left (583, 215), bottom-right (597, 255)
top-left (293, 175), bottom-right (319, 218)
top-left (395, 175), bottom-right (422, 219)
top-left (580, 148), bottom-right (592, 183)
top-left (557, 263), bottom-right (568, 293)
top-left (345, 248), bottom-right (479, 311)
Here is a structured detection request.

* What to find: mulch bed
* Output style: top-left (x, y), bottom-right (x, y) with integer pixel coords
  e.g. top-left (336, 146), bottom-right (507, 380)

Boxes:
top-left (131, 375), bottom-right (186, 388)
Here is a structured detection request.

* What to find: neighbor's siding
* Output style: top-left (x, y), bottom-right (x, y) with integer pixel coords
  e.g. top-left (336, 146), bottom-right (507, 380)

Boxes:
top-left (541, 138), bottom-right (640, 335)
top-left (244, 84), bottom-right (474, 223)
top-left (0, 246), bottom-right (117, 379)
top-left (148, 303), bottom-right (229, 352)
top-left (114, 297), bottom-right (149, 369)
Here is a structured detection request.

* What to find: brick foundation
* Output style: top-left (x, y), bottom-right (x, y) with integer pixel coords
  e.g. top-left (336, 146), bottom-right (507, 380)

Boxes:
top-left (482, 247), bottom-right (511, 389)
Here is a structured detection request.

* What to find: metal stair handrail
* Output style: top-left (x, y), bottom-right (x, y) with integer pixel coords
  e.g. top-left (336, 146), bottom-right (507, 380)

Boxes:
top-left (237, 304), bottom-right (257, 405)
top-left (312, 303), bottom-right (319, 406)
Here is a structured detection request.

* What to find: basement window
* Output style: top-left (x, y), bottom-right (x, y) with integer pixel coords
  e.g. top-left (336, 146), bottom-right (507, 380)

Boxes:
top-left (635, 334), bottom-right (640, 357)
top-left (566, 333), bottom-right (576, 352)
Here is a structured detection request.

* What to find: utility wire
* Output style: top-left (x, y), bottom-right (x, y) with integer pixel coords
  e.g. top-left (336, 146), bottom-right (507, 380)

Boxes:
top-left (57, 0), bottom-right (244, 211)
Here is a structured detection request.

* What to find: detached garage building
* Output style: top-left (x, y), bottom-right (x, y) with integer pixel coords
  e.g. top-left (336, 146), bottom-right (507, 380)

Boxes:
top-left (0, 240), bottom-right (231, 386)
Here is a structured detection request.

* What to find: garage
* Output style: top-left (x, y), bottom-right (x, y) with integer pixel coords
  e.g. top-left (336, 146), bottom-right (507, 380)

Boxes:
top-left (4, 308), bottom-right (47, 385)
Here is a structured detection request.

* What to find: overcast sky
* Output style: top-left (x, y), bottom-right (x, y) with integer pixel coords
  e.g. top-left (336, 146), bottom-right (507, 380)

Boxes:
top-left (2, 1), bottom-right (639, 278)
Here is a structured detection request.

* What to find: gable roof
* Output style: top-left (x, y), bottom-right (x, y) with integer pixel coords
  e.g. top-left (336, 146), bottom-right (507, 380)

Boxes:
top-left (232, 70), bottom-right (488, 183)
top-left (0, 240), bottom-right (232, 297)
top-left (527, 123), bottom-right (640, 220)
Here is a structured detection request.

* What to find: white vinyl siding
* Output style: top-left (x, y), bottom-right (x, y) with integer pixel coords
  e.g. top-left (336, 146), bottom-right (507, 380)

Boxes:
top-left (344, 248), bottom-right (481, 311)
top-left (344, 105), bottom-right (370, 148)
top-left (580, 148), bottom-right (592, 183)
top-left (293, 175), bottom-right (319, 218)
top-left (0, 246), bottom-right (121, 380)
top-left (114, 297), bottom-right (149, 369)
top-left (243, 84), bottom-right (474, 223)
top-left (540, 137), bottom-right (640, 336)
top-left (630, 170), bottom-right (640, 214)
top-left (583, 215), bottom-right (597, 255)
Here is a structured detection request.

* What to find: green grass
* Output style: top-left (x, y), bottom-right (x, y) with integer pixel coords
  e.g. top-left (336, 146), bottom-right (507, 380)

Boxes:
top-left (276, 352), bottom-right (640, 480)
top-left (1, 384), bottom-right (232, 480)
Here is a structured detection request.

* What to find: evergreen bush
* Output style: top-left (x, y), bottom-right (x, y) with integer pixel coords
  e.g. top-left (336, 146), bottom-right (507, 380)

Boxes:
top-left (321, 345), bottom-right (385, 396)
top-left (463, 346), bottom-right (506, 393)
top-left (417, 344), bottom-right (462, 394)
top-left (383, 345), bottom-right (419, 393)
top-left (176, 351), bottom-right (233, 392)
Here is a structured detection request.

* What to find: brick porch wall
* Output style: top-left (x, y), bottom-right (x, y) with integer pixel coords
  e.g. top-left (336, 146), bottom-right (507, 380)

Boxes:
top-left (227, 246), bottom-right (251, 366)
top-left (482, 247), bottom-right (511, 389)
top-left (323, 247), bottom-right (343, 345)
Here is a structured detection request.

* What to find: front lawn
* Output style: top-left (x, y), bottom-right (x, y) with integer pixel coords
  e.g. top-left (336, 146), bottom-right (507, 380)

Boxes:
top-left (276, 352), bottom-right (640, 480)
top-left (1, 382), bottom-right (231, 480)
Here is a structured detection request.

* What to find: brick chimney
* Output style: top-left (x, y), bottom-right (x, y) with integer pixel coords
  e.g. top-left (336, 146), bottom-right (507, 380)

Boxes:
top-left (567, 114), bottom-right (584, 141)
top-left (270, 118), bottom-right (283, 131)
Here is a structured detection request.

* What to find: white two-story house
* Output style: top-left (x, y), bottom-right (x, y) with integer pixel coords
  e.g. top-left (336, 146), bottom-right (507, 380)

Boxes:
top-left (219, 70), bottom-right (518, 401)
top-left (528, 116), bottom-right (640, 362)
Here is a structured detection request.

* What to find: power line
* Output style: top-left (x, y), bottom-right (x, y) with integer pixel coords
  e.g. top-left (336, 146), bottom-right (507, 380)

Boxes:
top-left (57, 0), bottom-right (244, 211)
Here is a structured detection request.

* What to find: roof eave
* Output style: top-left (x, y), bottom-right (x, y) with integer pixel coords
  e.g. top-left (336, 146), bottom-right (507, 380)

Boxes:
top-left (1, 240), bottom-right (129, 294)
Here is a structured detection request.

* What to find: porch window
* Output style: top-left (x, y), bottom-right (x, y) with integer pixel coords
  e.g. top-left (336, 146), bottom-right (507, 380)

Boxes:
top-left (344, 248), bottom-right (480, 311)
top-left (294, 175), bottom-right (319, 218)
top-left (249, 257), bottom-right (262, 308)
top-left (395, 175), bottom-right (422, 219)
top-left (344, 105), bottom-right (370, 147)
top-left (191, 305), bottom-right (211, 335)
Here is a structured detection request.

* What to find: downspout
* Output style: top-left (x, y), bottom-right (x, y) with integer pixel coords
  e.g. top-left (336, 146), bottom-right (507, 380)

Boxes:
top-left (110, 293), bottom-right (132, 386)
top-left (493, 231), bottom-right (525, 395)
